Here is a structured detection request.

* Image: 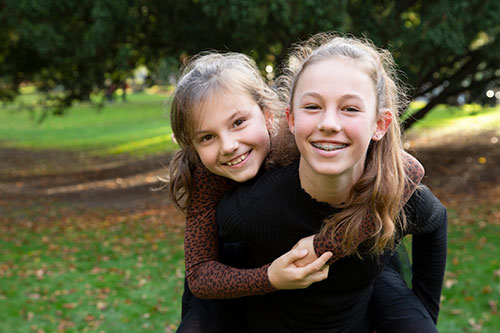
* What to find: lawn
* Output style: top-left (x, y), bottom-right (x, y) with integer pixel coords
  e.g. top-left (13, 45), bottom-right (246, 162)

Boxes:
top-left (1, 95), bottom-right (499, 332)
top-left (0, 91), bottom-right (178, 155)
top-left (0, 203), bottom-right (185, 332)
top-left (407, 102), bottom-right (500, 134)
top-left (436, 202), bottom-right (500, 332)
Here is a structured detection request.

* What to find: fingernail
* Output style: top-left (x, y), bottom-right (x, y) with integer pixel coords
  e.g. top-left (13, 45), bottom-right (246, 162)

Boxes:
top-left (300, 249), bottom-right (308, 255)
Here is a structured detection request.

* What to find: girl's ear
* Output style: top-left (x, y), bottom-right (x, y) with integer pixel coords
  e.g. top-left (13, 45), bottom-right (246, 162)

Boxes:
top-left (372, 110), bottom-right (392, 141)
top-left (286, 107), bottom-right (295, 134)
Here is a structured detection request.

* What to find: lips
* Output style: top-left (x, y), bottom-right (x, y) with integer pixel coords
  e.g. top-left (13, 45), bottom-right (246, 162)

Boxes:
top-left (224, 150), bottom-right (251, 166)
top-left (311, 142), bottom-right (348, 151)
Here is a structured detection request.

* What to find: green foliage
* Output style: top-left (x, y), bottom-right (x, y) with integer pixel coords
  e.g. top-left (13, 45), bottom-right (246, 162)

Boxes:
top-left (0, 0), bottom-right (151, 107)
top-left (1, 0), bottom-right (499, 125)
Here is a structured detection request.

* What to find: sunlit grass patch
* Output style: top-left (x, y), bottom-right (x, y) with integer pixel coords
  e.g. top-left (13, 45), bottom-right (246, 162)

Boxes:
top-left (104, 134), bottom-right (177, 156)
top-left (0, 92), bottom-right (173, 156)
top-left (407, 104), bottom-right (500, 133)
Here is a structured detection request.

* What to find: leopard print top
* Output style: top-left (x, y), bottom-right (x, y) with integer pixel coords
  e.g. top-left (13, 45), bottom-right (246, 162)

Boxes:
top-left (184, 152), bottom-right (424, 299)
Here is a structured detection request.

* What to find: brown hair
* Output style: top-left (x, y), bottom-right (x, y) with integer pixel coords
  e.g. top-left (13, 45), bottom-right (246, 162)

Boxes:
top-left (276, 32), bottom-right (409, 254)
top-left (166, 52), bottom-right (282, 211)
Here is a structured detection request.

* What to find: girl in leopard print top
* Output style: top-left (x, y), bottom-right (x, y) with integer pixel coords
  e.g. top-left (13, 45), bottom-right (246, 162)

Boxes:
top-left (166, 51), bottom-right (424, 299)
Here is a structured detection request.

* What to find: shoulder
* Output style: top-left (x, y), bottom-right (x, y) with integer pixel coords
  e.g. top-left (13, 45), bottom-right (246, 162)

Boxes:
top-left (191, 166), bottom-right (234, 198)
top-left (404, 185), bottom-right (447, 234)
top-left (192, 166), bottom-right (232, 189)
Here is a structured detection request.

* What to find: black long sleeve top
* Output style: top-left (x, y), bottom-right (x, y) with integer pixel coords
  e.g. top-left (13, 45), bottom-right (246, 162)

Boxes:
top-left (217, 161), bottom-right (447, 332)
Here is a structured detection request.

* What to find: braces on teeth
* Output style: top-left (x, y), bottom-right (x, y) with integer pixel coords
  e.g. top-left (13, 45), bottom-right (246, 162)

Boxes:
top-left (312, 143), bottom-right (346, 151)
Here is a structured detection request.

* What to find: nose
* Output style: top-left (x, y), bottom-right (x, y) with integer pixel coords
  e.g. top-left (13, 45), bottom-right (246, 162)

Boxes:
top-left (317, 108), bottom-right (342, 132)
top-left (220, 133), bottom-right (239, 155)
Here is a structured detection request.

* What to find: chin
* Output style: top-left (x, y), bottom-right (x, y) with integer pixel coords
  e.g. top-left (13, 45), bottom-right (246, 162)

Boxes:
top-left (230, 170), bottom-right (257, 183)
top-left (317, 169), bottom-right (344, 177)
top-left (308, 163), bottom-right (345, 176)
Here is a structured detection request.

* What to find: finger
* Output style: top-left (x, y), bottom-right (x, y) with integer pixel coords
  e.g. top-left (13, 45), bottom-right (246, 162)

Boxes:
top-left (302, 252), bottom-right (332, 275)
top-left (311, 252), bottom-right (332, 270)
top-left (279, 248), bottom-right (308, 265)
top-left (296, 267), bottom-right (330, 287)
top-left (305, 268), bottom-right (330, 283)
top-left (318, 251), bottom-right (333, 263)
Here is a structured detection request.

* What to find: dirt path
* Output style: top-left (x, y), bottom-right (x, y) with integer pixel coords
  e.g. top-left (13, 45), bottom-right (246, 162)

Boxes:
top-left (404, 129), bottom-right (500, 206)
top-left (0, 148), bottom-right (172, 212)
top-left (1, 129), bottom-right (499, 216)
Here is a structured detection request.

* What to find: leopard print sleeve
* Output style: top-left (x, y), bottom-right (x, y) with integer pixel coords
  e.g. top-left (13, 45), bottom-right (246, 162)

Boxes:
top-left (184, 167), bottom-right (276, 299)
top-left (401, 151), bottom-right (425, 201)
top-left (313, 151), bottom-right (425, 261)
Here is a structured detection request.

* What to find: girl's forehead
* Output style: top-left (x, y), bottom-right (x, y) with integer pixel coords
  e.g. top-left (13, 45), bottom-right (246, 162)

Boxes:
top-left (304, 56), bottom-right (371, 77)
top-left (192, 89), bottom-right (258, 127)
top-left (198, 88), bottom-right (254, 113)
top-left (296, 58), bottom-right (374, 91)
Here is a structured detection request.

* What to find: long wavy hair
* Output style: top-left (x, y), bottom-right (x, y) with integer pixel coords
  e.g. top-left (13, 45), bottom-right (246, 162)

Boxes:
top-left (275, 32), bottom-right (410, 254)
top-left (166, 52), bottom-right (282, 211)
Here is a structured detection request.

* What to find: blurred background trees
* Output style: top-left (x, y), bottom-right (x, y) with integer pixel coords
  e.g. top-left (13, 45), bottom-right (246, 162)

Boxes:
top-left (1, 0), bottom-right (499, 127)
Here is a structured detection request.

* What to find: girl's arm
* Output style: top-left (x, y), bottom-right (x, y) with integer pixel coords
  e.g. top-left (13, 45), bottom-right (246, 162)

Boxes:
top-left (405, 186), bottom-right (447, 323)
top-left (184, 167), bottom-right (273, 299)
top-left (298, 151), bottom-right (425, 265)
top-left (185, 167), bottom-right (331, 299)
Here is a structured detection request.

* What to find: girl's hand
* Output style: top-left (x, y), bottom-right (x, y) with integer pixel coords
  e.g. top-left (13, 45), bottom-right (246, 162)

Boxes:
top-left (267, 248), bottom-right (332, 290)
top-left (291, 235), bottom-right (318, 267)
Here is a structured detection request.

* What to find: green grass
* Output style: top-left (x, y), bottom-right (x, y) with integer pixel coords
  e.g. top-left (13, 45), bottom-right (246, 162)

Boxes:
top-left (407, 103), bottom-right (500, 133)
top-left (437, 203), bottom-right (500, 332)
top-left (0, 205), bottom-right (184, 332)
top-left (0, 92), bottom-right (177, 155)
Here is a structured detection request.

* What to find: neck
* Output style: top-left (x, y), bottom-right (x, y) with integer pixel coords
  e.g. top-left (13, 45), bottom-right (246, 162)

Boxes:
top-left (298, 158), bottom-right (361, 206)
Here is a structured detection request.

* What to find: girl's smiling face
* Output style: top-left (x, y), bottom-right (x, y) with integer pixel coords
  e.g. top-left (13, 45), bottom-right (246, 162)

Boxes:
top-left (288, 57), bottom-right (390, 184)
top-left (192, 90), bottom-right (272, 182)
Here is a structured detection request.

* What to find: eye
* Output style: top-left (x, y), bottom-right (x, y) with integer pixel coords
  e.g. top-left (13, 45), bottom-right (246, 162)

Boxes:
top-left (233, 119), bottom-right (245, 127)
top-left (344, 106), bottom-right (360, 112)
top-left (200, 134), bottom-right (214, 142)
top-left (303, 104), bottom-right (321, 111)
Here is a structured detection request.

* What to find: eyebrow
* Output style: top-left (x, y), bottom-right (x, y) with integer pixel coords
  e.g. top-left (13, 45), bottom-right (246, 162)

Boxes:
top-left (231, 109), bottom-right (250, 119)
top-left (298, 91), bottom-right (322, 100)
top-left (339, 93), bottom-right (365, 102)
top-left (298, 92), bottom-right (366, 107)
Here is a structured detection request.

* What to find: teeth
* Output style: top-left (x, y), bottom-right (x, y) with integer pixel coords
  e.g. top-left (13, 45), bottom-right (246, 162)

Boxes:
top-left (312, 142), bottom-right (347, 151)
top-left (225, 153), bottom-right (247, 166)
